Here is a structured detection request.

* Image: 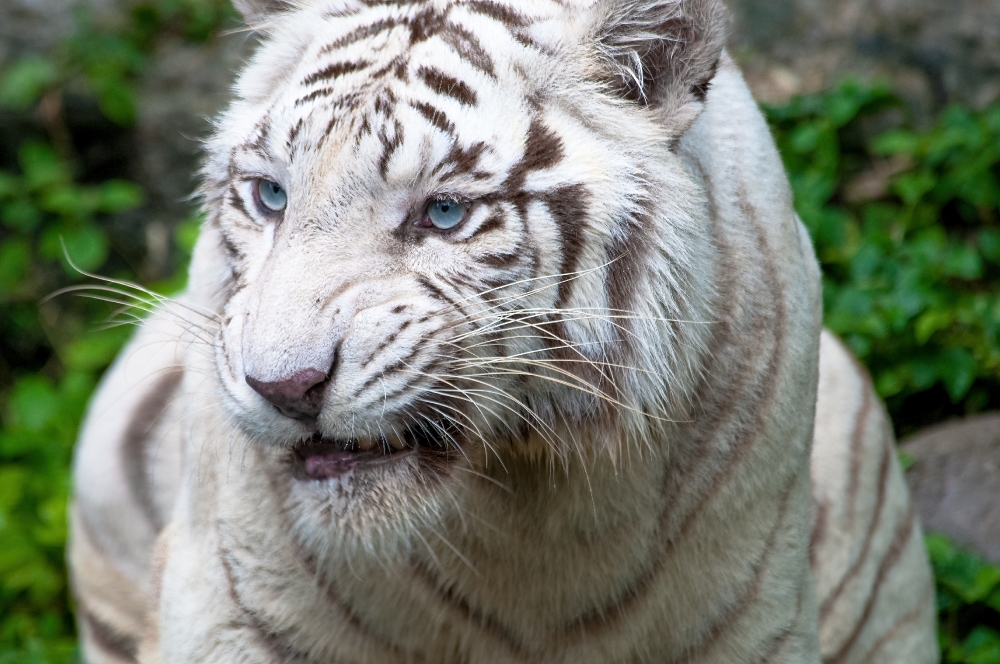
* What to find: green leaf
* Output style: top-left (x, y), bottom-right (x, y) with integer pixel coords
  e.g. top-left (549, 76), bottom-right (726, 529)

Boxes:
top-left (0, 239), bottom-right (31, 294)
top-left (97, 179), bottom-right (144, 212)
top-left (18, 142), bottom-right (68, 190)
top-left (0, 57), bottom-right (58, 109)
top-left (53, 225), bottom-right (110, 274)
top-left (5, 377), bottom-right (60, 432)
top-left (872, 129), bottom-right (920, 155)
top-left (937, 348), bottom-right (977, 403)
top-left (62, 327), bottom-right (131, 372)
top-left (960, 627), bottom-right (1000, 664)
top-left (0, 200), bottom-right (41, 232)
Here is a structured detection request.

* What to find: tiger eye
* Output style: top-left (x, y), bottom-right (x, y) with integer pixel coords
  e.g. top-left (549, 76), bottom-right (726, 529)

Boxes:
top-left (426, 199), bottom-right (467, 229)
top-left (257, 179), bottom-right (287, 213)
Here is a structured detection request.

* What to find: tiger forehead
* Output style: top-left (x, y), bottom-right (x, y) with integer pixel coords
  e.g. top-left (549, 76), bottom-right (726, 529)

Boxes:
top-left (233, 1), bottom-right (569, 184)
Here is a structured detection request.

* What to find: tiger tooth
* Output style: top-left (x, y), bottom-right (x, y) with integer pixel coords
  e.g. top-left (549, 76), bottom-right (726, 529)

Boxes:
top-left (356, 437), bottom-right (375, 451)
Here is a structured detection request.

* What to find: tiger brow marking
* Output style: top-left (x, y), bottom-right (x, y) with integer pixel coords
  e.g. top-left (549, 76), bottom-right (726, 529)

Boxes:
top-left (432, 140), bottom-right (488, 178)
top-left (379, 121), bottom-right (404, 179)
top-left (439, 23), bottom-right (495, 77)
top-left (417, 66), bottom-right (478, 105)
top-left (466, 0), bottom-right (529, 27)
top-left (503, 118), bottom-right (564, 192)
top-left (286, 118), bottom-right (304, 149)
top-left (295, 87), bottom-right (335, 106)
top-left (411, 101), bottom-right (456, 135)
top-left (319, 17), bottom-right (404, 54)
top-left (301, 60), bottom-right (370, 86)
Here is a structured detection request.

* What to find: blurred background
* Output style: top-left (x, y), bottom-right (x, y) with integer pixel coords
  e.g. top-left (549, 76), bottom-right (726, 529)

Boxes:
top-left (0, 0), bottom-right (998, 660)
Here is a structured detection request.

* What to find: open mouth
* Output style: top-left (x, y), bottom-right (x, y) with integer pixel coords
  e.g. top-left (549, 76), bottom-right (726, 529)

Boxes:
top-left (292, 422), bottom-right (452, 480)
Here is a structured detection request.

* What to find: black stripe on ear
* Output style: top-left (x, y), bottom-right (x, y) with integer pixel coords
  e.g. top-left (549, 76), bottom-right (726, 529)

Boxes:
top-left (593, 0), bottom-right (728, 108)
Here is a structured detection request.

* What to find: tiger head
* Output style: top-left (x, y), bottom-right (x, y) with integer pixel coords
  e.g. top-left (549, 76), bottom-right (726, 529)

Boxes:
top-left (192, 0), bottom-right (726, 550)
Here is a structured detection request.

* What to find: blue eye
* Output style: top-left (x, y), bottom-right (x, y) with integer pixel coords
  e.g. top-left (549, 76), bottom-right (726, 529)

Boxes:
top-left (257, 179), bottom-right (287, 213)
top-left (426, 199), bottom-right (467, 229)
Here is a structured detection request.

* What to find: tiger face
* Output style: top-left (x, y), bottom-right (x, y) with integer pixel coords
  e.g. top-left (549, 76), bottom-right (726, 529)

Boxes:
top-left (197, 0), bottom-right (725, 543)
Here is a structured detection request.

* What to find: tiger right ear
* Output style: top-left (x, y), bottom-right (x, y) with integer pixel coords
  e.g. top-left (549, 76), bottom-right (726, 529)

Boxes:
top-left (590, 0), bottom-right (729, 133)
top-left (232, 0), bottom-right (295, 26)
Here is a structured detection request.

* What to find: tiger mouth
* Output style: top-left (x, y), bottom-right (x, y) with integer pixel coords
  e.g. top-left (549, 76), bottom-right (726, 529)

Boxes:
top-left (292, 423), bottom-right (450, 480)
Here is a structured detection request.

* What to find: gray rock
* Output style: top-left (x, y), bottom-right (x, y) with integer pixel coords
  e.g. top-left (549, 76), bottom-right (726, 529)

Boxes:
top-left (728, 0), bottom-right (1000, 114)
top-left (902, 413), bottom-right (1000, 564)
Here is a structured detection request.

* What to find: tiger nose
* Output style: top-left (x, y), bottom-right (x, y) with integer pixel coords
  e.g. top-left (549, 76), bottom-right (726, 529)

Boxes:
top-left (245, 369), bottom-right (328, 420)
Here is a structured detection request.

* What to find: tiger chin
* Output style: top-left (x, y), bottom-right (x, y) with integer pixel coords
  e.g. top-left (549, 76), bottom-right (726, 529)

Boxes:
top-left (68, 0), bottom-right (939, 662)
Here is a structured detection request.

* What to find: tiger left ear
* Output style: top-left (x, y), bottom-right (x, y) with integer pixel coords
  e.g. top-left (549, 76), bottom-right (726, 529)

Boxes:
top-left (232, 0), bottom-right (295, 26)
top-left (591, 0), bottom-right (729, 132)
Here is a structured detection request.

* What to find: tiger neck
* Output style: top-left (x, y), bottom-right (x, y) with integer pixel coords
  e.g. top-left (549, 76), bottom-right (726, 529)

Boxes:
top-left (417, 428), bottom-right (670, 634)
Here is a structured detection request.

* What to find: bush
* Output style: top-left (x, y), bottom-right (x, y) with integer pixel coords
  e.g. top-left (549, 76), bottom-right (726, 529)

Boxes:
top-left (0, 7), bottom-right (998, 662)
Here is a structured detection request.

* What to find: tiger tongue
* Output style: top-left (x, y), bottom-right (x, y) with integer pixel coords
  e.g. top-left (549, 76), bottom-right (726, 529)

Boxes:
top-left (304, 452), bottom-right (357, 479)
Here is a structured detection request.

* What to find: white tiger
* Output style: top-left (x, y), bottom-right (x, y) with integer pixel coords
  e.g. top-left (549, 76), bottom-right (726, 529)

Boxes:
top-left (68, 0), bottom-right (939, 662)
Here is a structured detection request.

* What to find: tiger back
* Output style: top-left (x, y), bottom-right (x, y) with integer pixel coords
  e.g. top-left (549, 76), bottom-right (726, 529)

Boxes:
top-left (68, 0), bottom-right (938, 662)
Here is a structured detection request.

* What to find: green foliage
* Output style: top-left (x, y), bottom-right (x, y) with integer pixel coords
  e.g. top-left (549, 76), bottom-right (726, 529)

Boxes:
top-left (928, 535), bottom-right (1000, 663)
top-left (765, 80), bottom-right (1000, 432)
top-left (0, 1), bottom-right (230, 661)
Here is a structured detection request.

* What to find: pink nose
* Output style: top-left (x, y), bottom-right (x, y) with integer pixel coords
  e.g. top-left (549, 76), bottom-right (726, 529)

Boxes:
top-left (245, 369), bottom-right (328, 420)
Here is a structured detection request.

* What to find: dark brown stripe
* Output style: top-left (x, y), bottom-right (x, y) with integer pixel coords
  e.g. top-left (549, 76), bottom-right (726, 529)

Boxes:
top-left (295, 87), bottom-right (334, 107)
top-left (671, 476), bottom-right (798, 664)
top-left (857, 580), bottom-right (934, 662)
top-left (408, 8), bottom-right (448, 44)
top-left (475, 211), bottom-right (506, 238)
top-left (823, 502), bottom-right (918, 664)
top-left (751, 585), bottom-right (805, 664)
top-left (466, 1), bottom-right (528, 27)
top-left (378, 119), bottom-right (404, 179)
top-left (286, 118), bottom-right (304, 149)
top-left (301, 60), bottom-right (369, 86)
top-left (410, 558), bottom-right (533, 660)
top-left (417, 66), bottom-right (478, 105)
top-left (847, 378), bottom-right (874, 526)
top-left (218, 545), bottom-right (315, 663)
top-left (411, 101), bottom-right (456, 135)
top-left (439, 24), bottom-right (495, 77)
top-left (809, 497), bottom-right (830, 570)
top-left (818, 436), bottom-right (892, 623)
top-left (604, 198), bottom-right (654, 316)
top-left (121, 369), bottom-right (184, 531)
top-left (79, 603), bottom-right (138, 662)
top-left (666, 183), bottom-right (789, 548)
top-left (503, 118), bottom-right (564, 192)
top-left (538, 184), bottom-right (588, 307)
top-left (227, 184), bottom-right (253, 222)
top-left (320, 18), bottom-right (403, 53)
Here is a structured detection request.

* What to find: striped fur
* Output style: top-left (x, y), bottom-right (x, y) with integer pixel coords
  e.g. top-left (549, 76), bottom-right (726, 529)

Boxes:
top-left (69, 1), bottom-right (937, 662)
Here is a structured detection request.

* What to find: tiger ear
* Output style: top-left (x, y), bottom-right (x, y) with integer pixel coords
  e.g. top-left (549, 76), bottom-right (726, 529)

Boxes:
top-left (591, 0), bottom-right (729, 131)
top-left (232, 0), bottom-right (295, 26)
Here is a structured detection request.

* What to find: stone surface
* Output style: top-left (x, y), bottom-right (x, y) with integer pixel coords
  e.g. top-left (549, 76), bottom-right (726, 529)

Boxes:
top-left (728, 0), bottom-right (1000, 114)
top-left (902, 413), bottom-right (1000, 564)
